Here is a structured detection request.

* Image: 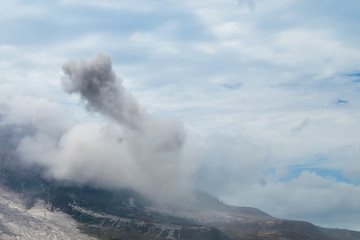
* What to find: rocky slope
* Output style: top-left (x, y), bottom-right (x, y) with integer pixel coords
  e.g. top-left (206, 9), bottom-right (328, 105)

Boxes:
top-left (0, 188), bottom-right (95, 240)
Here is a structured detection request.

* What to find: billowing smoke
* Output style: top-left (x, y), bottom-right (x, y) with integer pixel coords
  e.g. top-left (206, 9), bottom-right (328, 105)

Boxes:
top-left (61, 52), bottom-right (185, 156)
top-left (62, 52), bottom-right (147, 130)
top-left (11, 53), bottom-right (199, 203)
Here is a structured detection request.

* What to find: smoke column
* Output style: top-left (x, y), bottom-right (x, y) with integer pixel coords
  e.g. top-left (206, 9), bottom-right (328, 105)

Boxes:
top-left (62, 52), bottom-right (147, 130)
top-left (40, 52), bottom-right (193, 202)
top-left (62, 52), bottom-right (185, 152)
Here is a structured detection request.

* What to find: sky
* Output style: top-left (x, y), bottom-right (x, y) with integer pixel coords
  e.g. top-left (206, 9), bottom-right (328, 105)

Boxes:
top-left (0, 0), bottom-right (360, 230)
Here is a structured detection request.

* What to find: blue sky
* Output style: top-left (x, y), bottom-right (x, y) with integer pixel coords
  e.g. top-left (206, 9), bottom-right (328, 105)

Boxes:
top-left (1, 0), bottom-right (360, 230)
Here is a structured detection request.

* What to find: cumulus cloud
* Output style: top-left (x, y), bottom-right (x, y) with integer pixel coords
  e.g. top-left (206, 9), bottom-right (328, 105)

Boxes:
top-left (328, 146), bottom-right (360, 180)
top-left (222, 171), bottom-right (360, 230)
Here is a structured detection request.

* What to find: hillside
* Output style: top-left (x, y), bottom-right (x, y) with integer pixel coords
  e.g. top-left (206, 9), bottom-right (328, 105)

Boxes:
top-left (0, 134), bottom-right (359, 239)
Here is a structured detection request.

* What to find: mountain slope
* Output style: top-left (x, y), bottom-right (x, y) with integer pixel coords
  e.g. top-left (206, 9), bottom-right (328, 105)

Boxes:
top-left (0, 139), bottom-right (359, 240)
top-left (0, 188), bottom-right (95, 240)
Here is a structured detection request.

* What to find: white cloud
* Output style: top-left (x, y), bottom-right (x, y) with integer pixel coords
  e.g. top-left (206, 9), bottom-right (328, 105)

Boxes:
top-left (196, 134), bottom-right (270, 195)
top-left (223, 171), bottom-right (360, 230)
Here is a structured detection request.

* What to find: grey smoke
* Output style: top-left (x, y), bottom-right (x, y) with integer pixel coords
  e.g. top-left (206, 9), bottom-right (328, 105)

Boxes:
top-left (62, 52), bottom-right (147, 130)
top-left (0, 52), bottom-right (272, 205)
top-left (61, 52), bottom-right (185, 153)
top-left (10, 53), bottom-right (199, 203)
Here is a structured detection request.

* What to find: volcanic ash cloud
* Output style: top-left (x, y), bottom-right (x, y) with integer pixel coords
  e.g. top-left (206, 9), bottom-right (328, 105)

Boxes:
top-left (17, 53), bottom-right (197, 203)
top-left (62, 52), bottom-right (147, 130)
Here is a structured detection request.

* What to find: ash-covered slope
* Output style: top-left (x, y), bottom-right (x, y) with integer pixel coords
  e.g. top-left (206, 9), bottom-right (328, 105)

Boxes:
top-left (0, 188), bottom-right (95, 240)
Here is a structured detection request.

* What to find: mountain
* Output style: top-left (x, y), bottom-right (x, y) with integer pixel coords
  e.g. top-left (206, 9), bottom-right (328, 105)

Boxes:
top-left (1, 134), bottom-right (360, 239)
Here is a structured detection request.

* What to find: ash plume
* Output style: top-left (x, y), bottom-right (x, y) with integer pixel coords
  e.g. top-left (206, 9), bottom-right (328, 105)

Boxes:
top-left (61, 53), bottom-right (185, 153)
top-left (9, 53), bottom-right (198, 203)
top-left (62, 52), bottom-right (147, 130)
